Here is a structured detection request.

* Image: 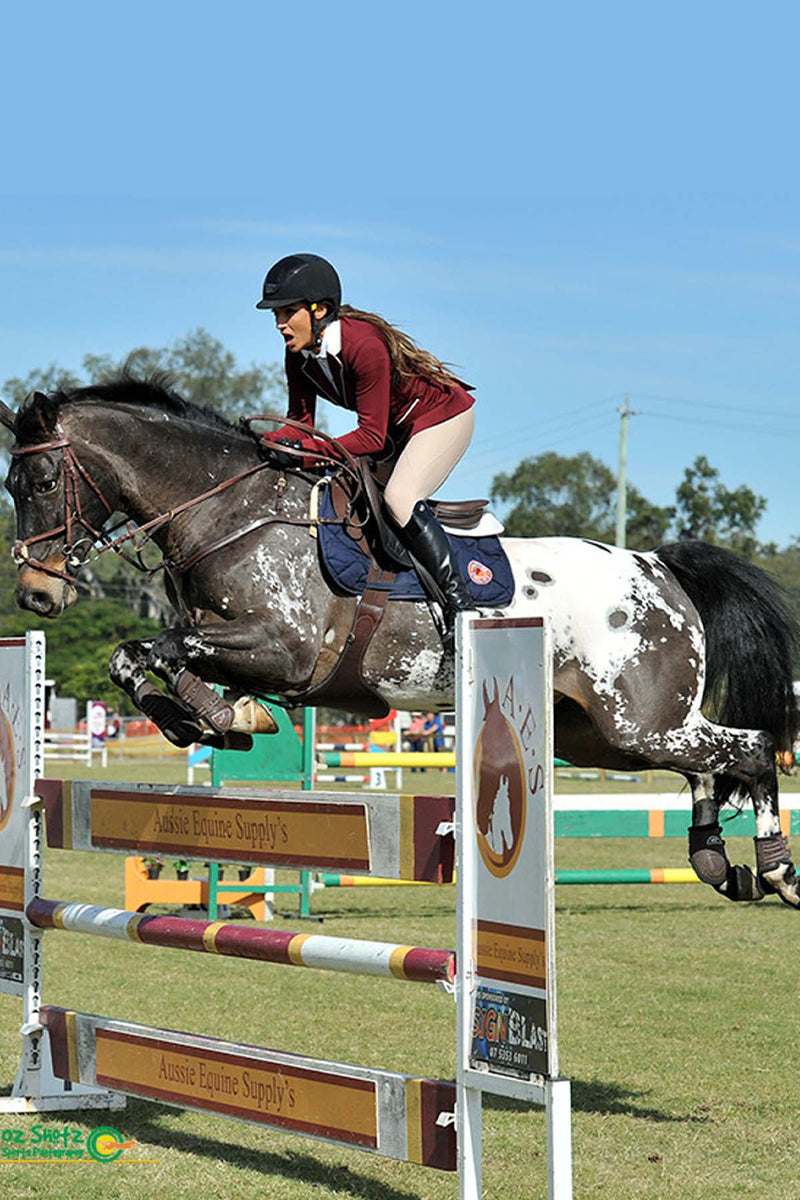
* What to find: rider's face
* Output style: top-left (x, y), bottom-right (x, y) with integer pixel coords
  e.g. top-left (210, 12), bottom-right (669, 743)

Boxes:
top-left (274, 303), bottom-right (327, 352)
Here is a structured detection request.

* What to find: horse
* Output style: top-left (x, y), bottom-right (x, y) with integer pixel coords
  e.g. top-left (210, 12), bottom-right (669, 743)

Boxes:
top-left (3, 376), bottom-right (800, 909)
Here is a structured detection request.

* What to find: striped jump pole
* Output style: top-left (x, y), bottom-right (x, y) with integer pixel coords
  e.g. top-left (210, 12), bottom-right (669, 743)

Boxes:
top-left (27, 898), bottom-right (455, 986)
top-left (319, 873), bottom-right (446, 888)
top-left (321, 751), bottom-right (455, 769)
top-left (317, 868), bottom-right (702, 888)
top-left (556, 868), bottom-right (700, 885)
top-left (315, 742), bottom-right (369, 751)
top-left (315, 774), bottom-right (370, 783)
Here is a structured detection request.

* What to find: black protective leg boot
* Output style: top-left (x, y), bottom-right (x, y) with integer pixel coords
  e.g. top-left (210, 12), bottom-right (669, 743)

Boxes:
top-left (401, 502), bottom-right (474, 643)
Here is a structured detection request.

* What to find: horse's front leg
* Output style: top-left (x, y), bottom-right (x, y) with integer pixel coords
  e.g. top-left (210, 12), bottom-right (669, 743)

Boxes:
top-left (686, 772), bottom-right (765, 902)
top-left (109, 636), bottom-right (227, 748)
top-left (108, 637), bottom-right (156, 711)
top-left (144, 614), bottom-right (312, 740)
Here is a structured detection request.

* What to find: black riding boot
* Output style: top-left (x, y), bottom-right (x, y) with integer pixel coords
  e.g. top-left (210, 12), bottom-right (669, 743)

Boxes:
top-left (401, 502), bottom-right (474, 644)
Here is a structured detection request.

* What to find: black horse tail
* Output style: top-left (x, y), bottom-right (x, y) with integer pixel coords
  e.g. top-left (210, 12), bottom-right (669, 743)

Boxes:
top-left (656, 540), bottom-right (799, 761)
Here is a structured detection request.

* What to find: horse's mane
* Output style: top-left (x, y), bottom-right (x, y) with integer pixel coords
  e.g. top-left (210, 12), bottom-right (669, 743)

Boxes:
top-left (17, 371), bottom-right (241, 438)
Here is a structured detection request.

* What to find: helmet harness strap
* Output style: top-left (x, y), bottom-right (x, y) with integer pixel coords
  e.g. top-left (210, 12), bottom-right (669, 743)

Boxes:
top-left (309, 300), bottom-right (337, 349)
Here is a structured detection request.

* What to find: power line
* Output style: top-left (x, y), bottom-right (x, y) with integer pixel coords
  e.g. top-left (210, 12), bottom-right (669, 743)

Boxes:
top-left (642, 410), bottom-right (800, 437)
top-left (457, 414), bottom-right (614, 480)
top-left (635, 391), bottom-right (800, 421)
top-left (469, 396), bottom-right (618, 455)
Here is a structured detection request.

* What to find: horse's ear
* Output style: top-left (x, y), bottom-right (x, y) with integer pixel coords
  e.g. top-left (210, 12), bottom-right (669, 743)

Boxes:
top-left (0, 398), bottom-right (15, 433)
top-left (493, 677), bottom-right (499, 703)
top-left (482, 680), bottom-right (490, 712)
top-left (28, 391), bottom-right (59, 437)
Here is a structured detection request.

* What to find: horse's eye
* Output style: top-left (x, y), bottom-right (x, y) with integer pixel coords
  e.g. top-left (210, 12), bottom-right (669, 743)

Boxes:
top-left (34, 480), bottom-right (57, 495)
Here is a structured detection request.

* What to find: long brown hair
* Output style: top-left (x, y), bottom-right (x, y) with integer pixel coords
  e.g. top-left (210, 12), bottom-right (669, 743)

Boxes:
top-left (339, 305), bottom-right (465, 390)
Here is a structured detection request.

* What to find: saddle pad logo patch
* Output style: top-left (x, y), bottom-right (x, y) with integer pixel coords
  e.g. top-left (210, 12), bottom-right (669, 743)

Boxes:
top-left (468, 560), bottom-right (493, 586)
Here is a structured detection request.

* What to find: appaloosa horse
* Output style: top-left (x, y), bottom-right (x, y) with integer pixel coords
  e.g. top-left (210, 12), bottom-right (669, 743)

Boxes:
top-left (3, 377), bottom-right (799, 909)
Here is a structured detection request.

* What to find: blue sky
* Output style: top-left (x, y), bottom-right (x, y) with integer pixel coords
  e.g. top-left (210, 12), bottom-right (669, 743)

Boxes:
top-left (2, 2), bottom-right (799, 546)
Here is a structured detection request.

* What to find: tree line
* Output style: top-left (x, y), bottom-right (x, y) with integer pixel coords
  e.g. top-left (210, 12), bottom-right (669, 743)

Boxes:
top-left (491, 449), bottom-right (769, 556)
top-left (2, 329), bottom-right (798, 704)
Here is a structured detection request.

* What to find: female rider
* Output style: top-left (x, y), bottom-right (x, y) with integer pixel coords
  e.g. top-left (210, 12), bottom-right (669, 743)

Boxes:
top-left (256, 252), bottom-right (475, 640)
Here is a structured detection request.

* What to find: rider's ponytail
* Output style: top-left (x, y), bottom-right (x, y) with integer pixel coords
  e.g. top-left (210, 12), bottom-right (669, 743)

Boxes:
top-left (339, 305), bottom-right (466, 391)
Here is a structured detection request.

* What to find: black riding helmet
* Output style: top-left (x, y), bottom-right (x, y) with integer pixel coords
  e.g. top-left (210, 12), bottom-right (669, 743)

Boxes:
top-left (256, 253), bottom-right (342, 313)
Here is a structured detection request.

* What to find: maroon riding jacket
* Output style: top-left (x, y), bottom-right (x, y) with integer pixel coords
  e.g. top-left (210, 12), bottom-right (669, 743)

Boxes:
top-left (263, 315), bottom-right (474, 461)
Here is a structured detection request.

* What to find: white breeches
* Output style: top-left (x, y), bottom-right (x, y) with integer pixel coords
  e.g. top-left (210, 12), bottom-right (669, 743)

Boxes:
top-left (383, 408), bottom-right (475, 526)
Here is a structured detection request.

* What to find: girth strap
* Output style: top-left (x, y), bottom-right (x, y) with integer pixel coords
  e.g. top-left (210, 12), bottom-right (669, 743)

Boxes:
top-left (292, 561), bottom-right (395, 718)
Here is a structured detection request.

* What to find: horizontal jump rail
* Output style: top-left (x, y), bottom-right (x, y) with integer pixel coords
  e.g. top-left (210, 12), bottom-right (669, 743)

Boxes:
top-left (556, 868), bottom-right (700, 885)
top-left (317, 869), bottom-right (703, 888)
top-left (35, 780), bottom-right (455, 882)
top-left (27, 899), bottom-right (454, 985)
top-left (40, 1007), bottom-right (456, 1170)
top-left (321, 752), bottom-right (455, 769)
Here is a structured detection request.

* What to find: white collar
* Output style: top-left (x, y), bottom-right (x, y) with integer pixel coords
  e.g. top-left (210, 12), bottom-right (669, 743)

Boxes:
top-left (302, 318), bottom-right (341, 360)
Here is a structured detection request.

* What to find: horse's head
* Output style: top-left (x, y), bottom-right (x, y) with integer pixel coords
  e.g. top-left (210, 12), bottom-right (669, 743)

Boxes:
top-left (4, 391), bottom-right (115, 617)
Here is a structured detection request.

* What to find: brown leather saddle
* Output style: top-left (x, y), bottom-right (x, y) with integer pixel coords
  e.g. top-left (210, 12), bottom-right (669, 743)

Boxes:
top-left (334, 460), bottom-right (489, 569)
top-left (292, 459), bottom-right (489, 718)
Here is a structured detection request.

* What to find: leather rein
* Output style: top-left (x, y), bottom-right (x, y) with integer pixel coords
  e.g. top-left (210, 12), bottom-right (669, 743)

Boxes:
top-left (9, 415), bottom-right (366, 586)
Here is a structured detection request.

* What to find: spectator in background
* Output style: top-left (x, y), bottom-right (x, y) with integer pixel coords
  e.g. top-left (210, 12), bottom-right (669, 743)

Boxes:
top-left (406, 713), bottom-right (427, 771)
top-left (422, 712), bottom-right (445, 753)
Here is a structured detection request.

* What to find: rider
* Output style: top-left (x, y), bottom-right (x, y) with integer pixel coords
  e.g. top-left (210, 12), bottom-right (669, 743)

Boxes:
top-left (255, 252), bottom-right (476, 640)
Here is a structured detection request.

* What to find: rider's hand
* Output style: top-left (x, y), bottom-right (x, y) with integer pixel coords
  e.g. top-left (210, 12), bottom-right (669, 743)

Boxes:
top-left (263, 438), bottom-right (303, 469)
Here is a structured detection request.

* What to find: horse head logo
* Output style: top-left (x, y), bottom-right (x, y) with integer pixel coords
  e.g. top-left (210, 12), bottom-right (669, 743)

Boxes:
top-left (0, 708), bottom-right (16, 833)
top-left (474, 678), bottom-right (526, 877)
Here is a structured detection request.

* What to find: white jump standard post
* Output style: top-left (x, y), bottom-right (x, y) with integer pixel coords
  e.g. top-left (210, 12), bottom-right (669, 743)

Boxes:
top-left (456, 614), bottom-right (573, 1200)
top-left (0, 633), bottom-right (123, 1112)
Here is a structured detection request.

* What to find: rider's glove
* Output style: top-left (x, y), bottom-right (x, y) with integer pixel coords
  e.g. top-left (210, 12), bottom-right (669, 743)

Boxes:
top-left (261, 432), bottom-right (345, 470)
top-left (264, 438), bottom-right (304, 469)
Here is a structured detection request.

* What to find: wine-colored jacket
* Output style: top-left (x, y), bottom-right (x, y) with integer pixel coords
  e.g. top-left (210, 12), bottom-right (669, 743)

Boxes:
top-left (265, 315), bottom-right (474, 459)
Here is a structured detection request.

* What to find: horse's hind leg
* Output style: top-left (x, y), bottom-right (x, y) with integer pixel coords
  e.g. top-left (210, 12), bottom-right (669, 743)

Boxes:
top-left (685, 772), bottom-right (764, 902)
top-left (600, 698), bottom-right (799, 906)
top-left (750, 776), bottom-right (800, 907)
top-left (675, 718), bottom-right (800, 908)
top-left (702, 746), bottom-right (800, 908)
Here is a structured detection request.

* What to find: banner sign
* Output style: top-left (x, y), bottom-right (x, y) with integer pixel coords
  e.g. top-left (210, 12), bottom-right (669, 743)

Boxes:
top-left (459, 616), bottom-right (556, 1084)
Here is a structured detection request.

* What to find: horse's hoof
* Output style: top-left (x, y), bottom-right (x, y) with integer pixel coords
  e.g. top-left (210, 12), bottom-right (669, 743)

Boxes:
top-left (231, 697), bottom-right (279, 735)
top-left (199, 730), bottom-right (254, 752)
top-left (757, 864), bottom-right (800, 907)
top-left (138, 691), bottom-right (204, 749)
top-left (223, 731), bottom-right (254, 752)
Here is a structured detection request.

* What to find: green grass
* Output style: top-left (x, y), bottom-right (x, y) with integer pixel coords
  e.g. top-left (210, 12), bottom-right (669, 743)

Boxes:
top-left (1, 758), bottom-right (798, 1197)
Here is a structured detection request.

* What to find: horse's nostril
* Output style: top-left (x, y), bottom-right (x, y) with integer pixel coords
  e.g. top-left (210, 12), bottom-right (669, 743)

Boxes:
top-left (15, 586), bottom-right (54, 616)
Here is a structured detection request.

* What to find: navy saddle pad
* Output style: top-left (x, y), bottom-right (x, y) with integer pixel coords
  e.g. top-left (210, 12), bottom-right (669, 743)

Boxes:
top-left (317, 486), bottom-right (514, 606)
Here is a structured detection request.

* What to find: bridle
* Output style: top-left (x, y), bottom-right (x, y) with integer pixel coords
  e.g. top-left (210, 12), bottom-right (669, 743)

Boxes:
top-left (9, 415), bottom-right (367, 587)
top-left (9, 434), bottom-right (115, 584)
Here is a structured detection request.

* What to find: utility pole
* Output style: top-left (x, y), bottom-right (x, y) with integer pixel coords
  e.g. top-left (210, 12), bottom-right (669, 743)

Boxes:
top-left (615, 395), bottom-right (640, 548)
